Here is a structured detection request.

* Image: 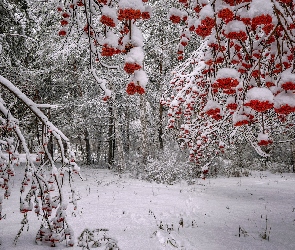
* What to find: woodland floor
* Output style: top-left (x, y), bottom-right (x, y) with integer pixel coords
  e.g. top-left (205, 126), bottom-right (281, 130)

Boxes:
top-left (1, 165), bottom-right (295, 250)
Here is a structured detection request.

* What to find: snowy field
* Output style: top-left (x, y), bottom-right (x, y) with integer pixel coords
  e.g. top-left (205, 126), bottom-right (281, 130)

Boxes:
top-left (1, 166), bottom-right (295, 250)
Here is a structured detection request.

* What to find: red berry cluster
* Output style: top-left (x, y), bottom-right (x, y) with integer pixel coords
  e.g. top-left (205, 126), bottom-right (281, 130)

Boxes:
top-left (95, 0), bottom-right (108, 4)
top-left (126, 82), bottom-right (145, 95)
top-left (218, 8), bottom-right (234, 23)
top-left (124, 62), bottom-right (142, 74)
top-left (225, 30), bottom-right (247, 41)
top-left (281, 81), bottom-right (295, 90)
top-left (234, 119), bottom-right (249, 126)
top-left (205, 108), bottom-right (222, 120)
top-left (170, 15), bottom-right (181, 23)
top-left (252, 14), bottom-right (272, 28)
top-left (118, 9), bottom-right (142, 20)
top-left (275, 104), bottom-right (295, 115)
top-left (100, 15), bottom-right (116, 27)
top-left (244, 100), bottom-right (273, 112)
top-left (141, 11), bottom-right (150, 20)
top-left (258, 139), bottom-right (273, 146)
top-left (101, 44), bottom-right (121, 56)
top-left (195, 17), bottom-right (215, 37)
top-left (213, 77), bottom-right (239, 89)
top-left (226, 103), bottom-right (238, 110)
top-left (223, 88), bottom-right (236, 95)
top-left (223, 0), bottom-right (251, 6)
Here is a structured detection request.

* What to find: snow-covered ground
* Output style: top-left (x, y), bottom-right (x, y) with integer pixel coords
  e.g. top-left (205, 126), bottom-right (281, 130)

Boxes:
top-left (1, 166), bottom-right (295, 250)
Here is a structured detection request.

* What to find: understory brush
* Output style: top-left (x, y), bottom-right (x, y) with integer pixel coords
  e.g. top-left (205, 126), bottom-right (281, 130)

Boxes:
top-left (126, 147), bottom-right (194, 184)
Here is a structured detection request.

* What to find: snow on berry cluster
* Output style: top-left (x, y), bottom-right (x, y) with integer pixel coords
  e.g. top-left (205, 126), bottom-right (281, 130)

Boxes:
top-left (164, 0), bottom-right (295, 164)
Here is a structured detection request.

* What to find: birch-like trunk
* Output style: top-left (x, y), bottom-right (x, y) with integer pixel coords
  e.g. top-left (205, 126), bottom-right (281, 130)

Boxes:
top-left (113, 102), bottom-right (126, 172)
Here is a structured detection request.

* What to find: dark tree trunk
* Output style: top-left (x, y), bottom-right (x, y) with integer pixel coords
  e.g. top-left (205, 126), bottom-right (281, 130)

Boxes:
top-left (124, 108), bottom-right (130, 154)
top-left (158, 47), bottom-right (164, 151)
top-left (96, 126), bottom-right (102, 164)
top-left (107, 105), bottom-right (115, 167)
top-left (84, 128), bottom-right (92, 165)
top-left (159, 103), bottom-right (164, 150)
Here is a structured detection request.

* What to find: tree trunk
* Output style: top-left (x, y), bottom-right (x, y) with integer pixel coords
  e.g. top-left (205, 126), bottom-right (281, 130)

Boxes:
top-left (107, 105), bottom-right (115, 167)
top-left (140, 94), bottom-right (148, 165)
top-left (96, 126), bottom-right (102, 164)
top-left (113, 103), bottom-right (126, 172)
top-left (84, 128), bottom-right (92, 165)
top-left (124, 108), bottom-right (130, 154)
top-left (158, 43), bottom-right (164, 151)
top-left (159, 103), bottom-right (164, 150)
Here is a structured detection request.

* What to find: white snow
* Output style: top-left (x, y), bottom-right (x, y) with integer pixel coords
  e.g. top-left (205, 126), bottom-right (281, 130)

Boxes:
top-left (203, 100), bottom-right (221, 112)
top-left (249, 0), bottom-right (273, 17)
top-left (168, 7), bottom-right (183, 18)
top-left (257, 132), bottom-right (269, 142)
top-left (1, 167), bottom-right (295, 249)
top-left (233, 112), bottom-right (249, 124)
top-left (130, 24), bottom-right (144, 47)
top-left (125, 47), bottom-right (144, 65)
top-left (121, 24), bottom-right (144, 48)
top-left (274, 91), bottom-right (295, 108)
top-left (279, 69), bottom-right (295, 85)
top-left (245, 87), bottom-right (274, 102)
top-left (103, 31), bottom-right (118, 47)
top-left (226, 96), bottom-right (236, 105)
top-left (216, 68), bottom-right (240, 79)
top-left (118, 0), bottom-right (144, 10)
top-left (199, 4), bottom-right (214, 19)
top-left (224, 20), bottom-right (246, 34)
top-left (133, 70), bottom-right (148, 87)
top-left (143, 5), bottom-right (152, 16)
top-left (101, 6), bottom-right (118, 25)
